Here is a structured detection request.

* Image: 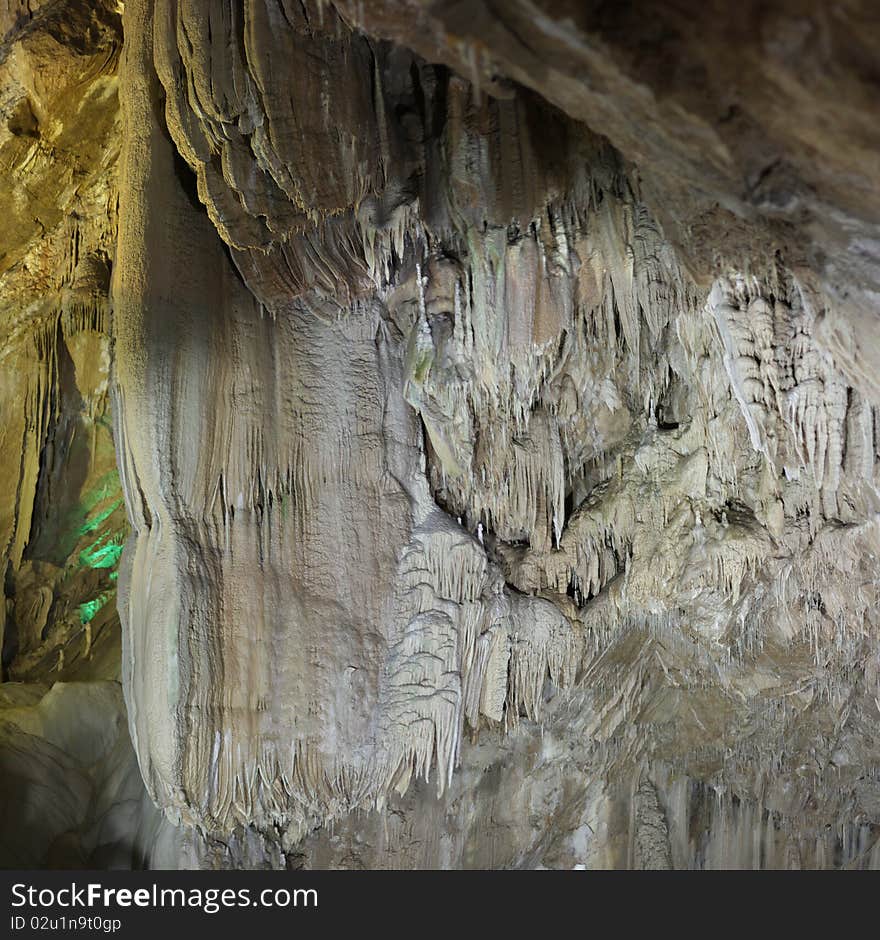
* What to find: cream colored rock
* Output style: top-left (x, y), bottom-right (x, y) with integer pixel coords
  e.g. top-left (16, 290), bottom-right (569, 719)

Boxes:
top-left (2, 0), bottom-right (880, 870)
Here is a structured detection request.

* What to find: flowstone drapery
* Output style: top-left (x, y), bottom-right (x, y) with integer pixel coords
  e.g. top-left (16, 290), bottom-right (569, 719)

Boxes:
top-left (2, 0), bottom-right (879, 869)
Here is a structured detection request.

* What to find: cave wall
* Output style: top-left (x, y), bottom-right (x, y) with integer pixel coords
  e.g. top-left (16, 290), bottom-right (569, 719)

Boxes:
top-left (0, 0), bottom-right (124, 684)
top-left (1, 0), bottom-right (879, 869)
top-left (0, 0), bottom-right (191, 869)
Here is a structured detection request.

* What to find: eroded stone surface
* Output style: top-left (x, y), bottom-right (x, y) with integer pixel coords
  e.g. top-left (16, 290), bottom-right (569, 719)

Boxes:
top-left (0, 680), bottom-right (187, 869)
top-left (0, 0), bottom-right (125, 683)
top-left (2, 0), bottom-right (880, 869)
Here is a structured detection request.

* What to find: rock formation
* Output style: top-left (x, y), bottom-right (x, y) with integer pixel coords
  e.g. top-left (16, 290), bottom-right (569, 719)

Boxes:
top-left (1, 0), bottom-right (879, 869)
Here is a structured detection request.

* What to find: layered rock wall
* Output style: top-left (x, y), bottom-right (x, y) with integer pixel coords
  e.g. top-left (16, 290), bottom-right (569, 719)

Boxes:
top-left (2, 0), bottom-right (879, 868)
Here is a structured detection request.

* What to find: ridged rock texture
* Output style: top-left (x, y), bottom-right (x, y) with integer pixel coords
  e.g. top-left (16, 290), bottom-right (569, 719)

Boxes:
top-left (1, 0), bottom-right (879, 869)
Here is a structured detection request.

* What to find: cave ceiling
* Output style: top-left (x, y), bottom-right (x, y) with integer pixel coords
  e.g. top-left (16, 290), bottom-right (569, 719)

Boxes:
top-left (0, 0), bottom-right (879, 870)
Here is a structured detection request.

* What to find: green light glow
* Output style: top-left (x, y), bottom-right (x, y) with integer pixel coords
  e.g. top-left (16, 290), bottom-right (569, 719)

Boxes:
top-left (78, 531), bottom-right (125, 569)
top-left (76, 496), bottom-right (124, 538)
top-left (80, 471), bottom-right (122, 512)
top-left (66, 473), bottom-right (127, 623)
top-left (79, 593), bottom-right (110, 624)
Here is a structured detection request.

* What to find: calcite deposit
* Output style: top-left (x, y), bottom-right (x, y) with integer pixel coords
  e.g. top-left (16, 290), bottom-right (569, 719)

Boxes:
top-left (1, 0), bottom-right (879, 869)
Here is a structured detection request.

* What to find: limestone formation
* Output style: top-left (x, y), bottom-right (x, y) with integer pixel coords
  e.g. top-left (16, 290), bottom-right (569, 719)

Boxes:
top-left (1, 0), bottom-right (879, 869)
